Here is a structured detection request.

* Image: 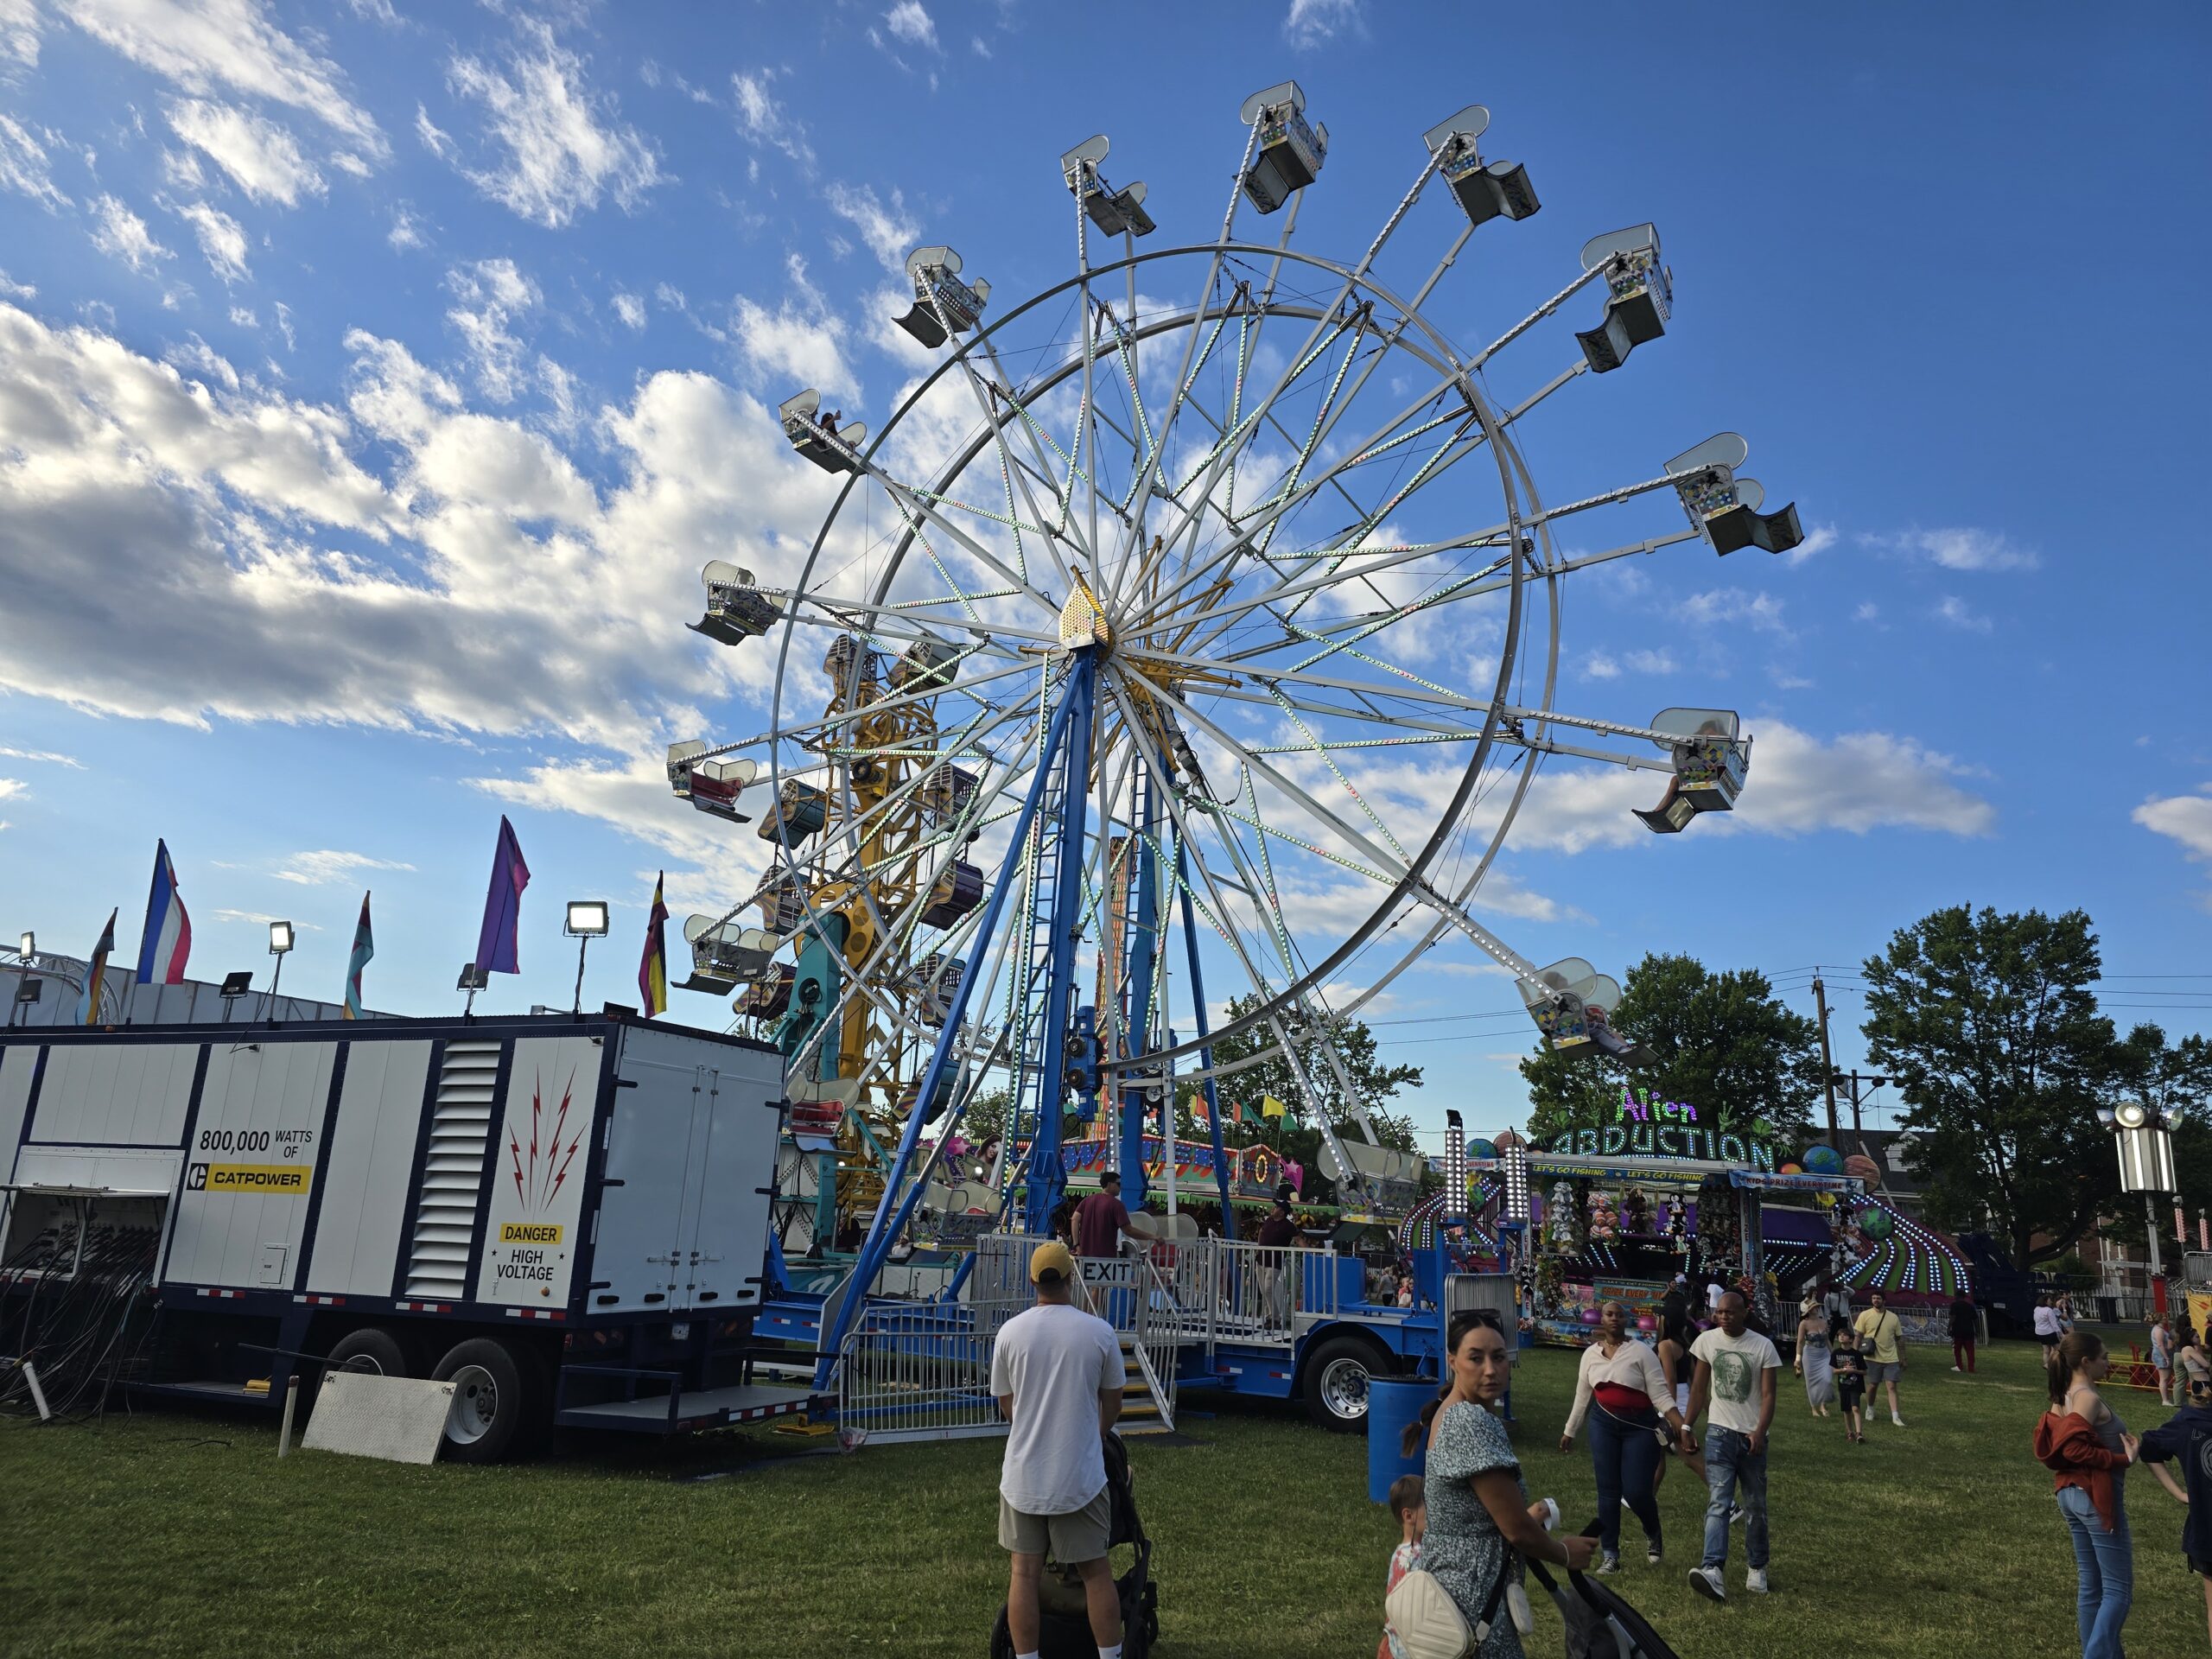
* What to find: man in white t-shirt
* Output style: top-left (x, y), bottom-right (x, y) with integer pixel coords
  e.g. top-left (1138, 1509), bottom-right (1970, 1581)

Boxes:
top-left (1684, 1290), bottom-right (1781, 1604)
top-left (992, 1239), bottom-right (1129, 1659)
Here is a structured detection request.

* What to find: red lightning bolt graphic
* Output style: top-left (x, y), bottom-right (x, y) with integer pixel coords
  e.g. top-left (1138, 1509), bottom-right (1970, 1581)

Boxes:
top-left (540, 1073), bottom-right (575, 1211)
top-left (507, 1126), bottom-right (525, 1204)
top-left (527, 1075), bottom-right (543, 1202)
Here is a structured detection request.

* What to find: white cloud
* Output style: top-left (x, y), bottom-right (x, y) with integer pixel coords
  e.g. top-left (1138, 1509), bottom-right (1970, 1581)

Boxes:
top-left (1863, 525), bottom-right (2038, 573)
top-left (273, 849), bottom-right (416, 886)
top-left (0, 269), bottom-right (33, 299)
top-left (1583, 652), bottom-right (1620, 680)
top-left (2135, 788), bottom-right (2212, 861)
top-left (166, 98), bottom-right (324, 206)
top-left (0, 746), bottom-right (81, 766)
top-left (444, 257), bottom-right (540, 403)
top-left (731, 68), bottom-right (814, 169)
top-left (884, 1), bottom-right (938, 50)
top-left (731, 294), bottom-right (859, 401)
top-left (89, 194), bottom-right (170, 271)
top-left (444, 22), bottom-right (664, 228)
top-left (1677, 587), bottom-right (1790, 637)
top-left (1781, 521), bottom-right (1839, 567)
top-left (388, 205), bottom-right (426, 250)
top-left (208, 907), bottom-right (319, 929)
top-left (969, 34), bottom-right (990, 58)
top-left (611, 290), bottom-right (645, 330)
top-left (60, 0), bottom-right (385, 155)
top-left (0, 302), bottom-right (841, 770)
top-left (0, 0), bottom-right (37, 73)
top-left (1586, 647), bottom-right (1675, 679)
top-left (1853, 601), bottom-right (1878, 623)
top-left (0, 113), bottom-right (67, 207)
top-left (1283, 0), bottom-right (1363, 49)
top-left (823, 181), bottom-right (918, 275)
top-left (175, 199), bottom-right (249, 282)
top-left (414, 103), bottom-right (454, 160)
top-left (1933, 594), bottom-right (1991, 632)
top-left (0, 777), bottom-right (24, 801)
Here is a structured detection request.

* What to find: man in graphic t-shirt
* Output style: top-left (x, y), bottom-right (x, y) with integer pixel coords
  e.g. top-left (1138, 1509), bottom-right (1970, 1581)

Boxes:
top-left (1684, 1290), bottom-right (1781, 1604)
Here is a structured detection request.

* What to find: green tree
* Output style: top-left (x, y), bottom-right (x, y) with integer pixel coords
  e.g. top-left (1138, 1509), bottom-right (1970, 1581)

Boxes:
top-left (1192, 993), bottom-right (1423, 1149)
top-left (1858, 904), bottom-right (2212, 1269)
top-left (1518, 953), bottom-right (1821, 1147)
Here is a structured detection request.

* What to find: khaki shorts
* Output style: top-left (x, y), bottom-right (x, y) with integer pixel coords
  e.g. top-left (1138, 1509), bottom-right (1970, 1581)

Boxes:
top-left (999, 1489), bottom-right (1112, 1563)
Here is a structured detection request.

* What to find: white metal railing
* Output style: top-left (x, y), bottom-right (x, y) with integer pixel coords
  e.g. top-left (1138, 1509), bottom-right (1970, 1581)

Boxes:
top-left (1141, 1235), bottom-right (1342, 1347)
top-left (836, 1302), bottom-right (1002, 1445)
top-left (1128, 1246), bottom-right (1178, 1431)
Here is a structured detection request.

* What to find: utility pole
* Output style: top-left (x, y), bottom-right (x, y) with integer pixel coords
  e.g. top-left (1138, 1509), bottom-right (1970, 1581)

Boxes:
top-left (1814, 975), bottom-right (1840, 1146)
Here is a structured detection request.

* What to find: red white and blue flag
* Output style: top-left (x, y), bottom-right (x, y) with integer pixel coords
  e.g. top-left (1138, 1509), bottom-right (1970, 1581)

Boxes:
top-left (134, 838), bottom-right (192, 985)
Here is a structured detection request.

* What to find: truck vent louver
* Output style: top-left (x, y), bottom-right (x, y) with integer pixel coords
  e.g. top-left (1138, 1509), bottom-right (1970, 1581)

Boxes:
top-left (402, 1040), bottom-right (501, 1300)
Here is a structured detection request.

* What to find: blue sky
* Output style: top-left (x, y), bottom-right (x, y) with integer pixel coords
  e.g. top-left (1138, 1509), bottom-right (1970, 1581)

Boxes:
top-left (0, 1), bottom-right (2206, 1151)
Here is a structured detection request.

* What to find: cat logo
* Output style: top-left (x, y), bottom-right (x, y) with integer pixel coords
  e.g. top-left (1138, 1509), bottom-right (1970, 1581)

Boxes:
top-left (188, 1163), bottom-right (208, 1191)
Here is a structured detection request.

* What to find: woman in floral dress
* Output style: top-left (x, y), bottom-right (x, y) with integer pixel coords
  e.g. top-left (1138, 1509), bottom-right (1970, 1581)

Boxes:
top-left (1402, 1312), bottom-right (1596, 1655)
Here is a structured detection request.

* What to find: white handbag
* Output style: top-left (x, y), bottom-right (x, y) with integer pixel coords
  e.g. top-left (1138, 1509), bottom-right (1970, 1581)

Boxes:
top-left (1384, 1568), bottom-right (1473, 1659)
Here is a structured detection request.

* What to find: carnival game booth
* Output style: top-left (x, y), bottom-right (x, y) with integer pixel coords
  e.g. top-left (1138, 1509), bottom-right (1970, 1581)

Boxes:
top-left (1470, 1137), bottom-right (1868, 1344)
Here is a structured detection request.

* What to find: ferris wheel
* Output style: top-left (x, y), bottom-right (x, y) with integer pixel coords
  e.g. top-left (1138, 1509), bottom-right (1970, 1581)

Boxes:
top-left (666, 83), bottom-right (1803, 1307)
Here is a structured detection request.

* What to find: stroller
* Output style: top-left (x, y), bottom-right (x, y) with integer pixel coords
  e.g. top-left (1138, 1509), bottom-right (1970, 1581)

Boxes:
top-left (1516, 1518), bottom-right (1683, 1659)
top-left (989, 1432), bottom-right (1158, 1659)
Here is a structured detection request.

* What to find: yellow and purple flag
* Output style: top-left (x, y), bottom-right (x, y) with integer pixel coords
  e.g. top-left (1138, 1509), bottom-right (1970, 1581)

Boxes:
top-left (639, 872), bottom-right (670, 1017)
top-left (474, 816), bottom-right (531, 976)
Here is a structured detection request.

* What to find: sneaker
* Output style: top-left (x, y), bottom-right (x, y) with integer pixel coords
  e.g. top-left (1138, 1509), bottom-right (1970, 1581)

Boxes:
top-left (1891, 1413), bottom-right (1905, 1427)
top-left (1746, 1567), bottom-right (1770, 1594)
top-left (1596, 1552), bottom-right (1620, 1575)
top-left (1950, 1365), bottom-right (1961, 1372)
top-left (1729, 1503), bottom-right (1745, 1526)
top-left (1647, 1541), bottom-right (1664, 1566)
top-left (1688, 1566), bottom-right (1726, 1603)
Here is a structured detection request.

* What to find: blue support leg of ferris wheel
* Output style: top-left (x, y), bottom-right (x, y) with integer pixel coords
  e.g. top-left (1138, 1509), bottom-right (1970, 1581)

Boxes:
top-left (814, 651), bottom-right (1094, 1389)
top-left (1020, 651), bottom-right (1098, 1236)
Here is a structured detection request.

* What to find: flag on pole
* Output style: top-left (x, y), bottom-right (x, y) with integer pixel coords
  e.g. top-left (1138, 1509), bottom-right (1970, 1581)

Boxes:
top-left (1261, 1094), bottom-right (1287, 1119)
top-left (134, 839), bottom-right (191, 985)
top-left (343, 892), bottom-right (374, 1019)
top-left (639, 872), bottom-right (670, 1017)
top-left (76, 908), bottom-right (118, 1025)
top-left (474, 816), bottom-right (531, 975)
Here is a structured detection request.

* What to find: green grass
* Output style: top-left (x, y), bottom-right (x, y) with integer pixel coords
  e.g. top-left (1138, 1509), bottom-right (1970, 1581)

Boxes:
top-left (2, 1332), bottom-right (2204, 1657)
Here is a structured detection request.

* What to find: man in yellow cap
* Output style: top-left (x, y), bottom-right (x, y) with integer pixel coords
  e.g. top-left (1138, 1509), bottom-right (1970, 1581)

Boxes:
top-left (993, 1239), bottom-right (1129, 1659)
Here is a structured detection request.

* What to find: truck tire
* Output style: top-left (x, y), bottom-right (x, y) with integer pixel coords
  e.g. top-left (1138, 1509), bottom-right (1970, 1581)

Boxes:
top-left (1302, 1333), bottom-right (1387, 1433)
top-left (430, 1337), bottom-right (536, 1464)
top-left (300, 1325), bottom-right (411, 1421)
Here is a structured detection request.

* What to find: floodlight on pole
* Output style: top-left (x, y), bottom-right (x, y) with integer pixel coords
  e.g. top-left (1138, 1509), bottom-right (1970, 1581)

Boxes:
top-left (2105, 1096), bottom-right (2180, 1283)
top-left (457, 961), bottom-right (490, 1018)
top-left (564, 900), bottom-right (610, 1014)
top-left (264, 921), bottom-right (295, 1023)
top-left (16, 931), bottom-right (31, 963)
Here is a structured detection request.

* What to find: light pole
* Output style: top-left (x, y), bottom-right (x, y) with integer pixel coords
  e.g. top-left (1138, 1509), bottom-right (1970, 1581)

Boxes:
top-left (2099, 1098), bottom-right (2182, 1287)
top-left (6, 931), bottom-right (33, 1030)
top-left (563, 901), bottom-right (610, 1014)
top-left (265, 921), bottom-right (295, 1023)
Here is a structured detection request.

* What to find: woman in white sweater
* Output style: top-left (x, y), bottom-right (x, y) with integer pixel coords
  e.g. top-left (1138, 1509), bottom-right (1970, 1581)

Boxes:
top-left (1559, 1300), bottom-right (1694, 1573)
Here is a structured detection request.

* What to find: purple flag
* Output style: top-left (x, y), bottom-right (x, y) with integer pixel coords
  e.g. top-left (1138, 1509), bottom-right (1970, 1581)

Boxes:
top-left (474, 816), bottom-right (531, 975)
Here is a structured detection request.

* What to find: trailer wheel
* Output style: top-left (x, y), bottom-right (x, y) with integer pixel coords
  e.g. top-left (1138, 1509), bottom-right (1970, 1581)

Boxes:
top-left (301, 1325), bottom-right (411, 1419)
top-left (430, 1338), bottom-right (534, 1464)
top-left (1301, 1334), bottom-right (1387, 1433)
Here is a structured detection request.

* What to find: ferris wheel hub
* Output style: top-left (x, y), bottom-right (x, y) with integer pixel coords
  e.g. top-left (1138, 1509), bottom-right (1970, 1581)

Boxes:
top-left (1057, 577), bottom-right (1114, 656)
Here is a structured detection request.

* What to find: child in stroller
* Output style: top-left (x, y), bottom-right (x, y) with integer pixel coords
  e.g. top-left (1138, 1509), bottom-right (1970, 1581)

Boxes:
top-left (990, 1432), bottom-right (1158, 1659)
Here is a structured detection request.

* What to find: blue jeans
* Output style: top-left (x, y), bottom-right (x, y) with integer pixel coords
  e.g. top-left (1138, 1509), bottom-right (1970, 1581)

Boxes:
top-left (1701, 1426), bottom-right (1769, 1571)
top-left (2056, 1484), bottom-right (2133, 1658)
top-left (1588, 1404), bottom-right (1662, 1555)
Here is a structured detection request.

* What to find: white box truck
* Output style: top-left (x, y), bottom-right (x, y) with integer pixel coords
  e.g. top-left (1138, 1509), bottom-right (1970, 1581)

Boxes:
top-left (0, 1011), bottom-right (817, 1459)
